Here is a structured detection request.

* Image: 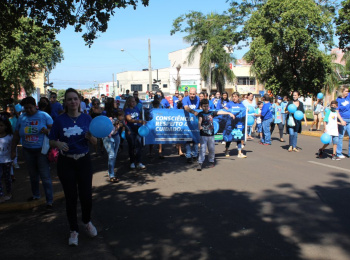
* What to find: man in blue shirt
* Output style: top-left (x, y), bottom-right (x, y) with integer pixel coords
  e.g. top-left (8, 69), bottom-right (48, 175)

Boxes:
top-left (173, 90), bottom-right (179, 108)
top-left (50, 92), bottom-right (63, 121)
top-left (182, 87), bottom-right (200, 163)
top-left (260, 94), bottom-right (273, 145)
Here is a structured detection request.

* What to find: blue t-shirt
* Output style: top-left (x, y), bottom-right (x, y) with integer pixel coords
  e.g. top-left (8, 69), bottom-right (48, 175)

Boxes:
top-left (272, 103), bottom-right (282, 123)
top-left (16, 110), bottom-right (53, 149)
top-left (216, 99), bottom-right (229, 110)
top-left (50, 102), bottom-right (63, 121)
top-left (281, 101), bottom-right (288, 114)
top-left (182, 96), bottom-right (200, 109)
top-left (209, 100), bottom-right (215, 110)
top-left (226, 101), bottom-right (246, 119)
top-left (242, 99), bottom-right (256, 115)
top-left (124, 107), bottom-right (142, 132)
top-left (261, 102), bottom-right (273, 120)
top-left (173, 96), bottom-right (179, 107)
top-left (211, 97), bottom-right (220, 108)
top-left (49, 113), bottom-right (92, 154)
top-left (337, 92), bottom-right (350, 119)
top-left (160, 98), bottom-right (170, 108)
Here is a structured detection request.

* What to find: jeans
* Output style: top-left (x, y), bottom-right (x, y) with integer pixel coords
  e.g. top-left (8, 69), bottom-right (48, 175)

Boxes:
top-left (57, 153), bottom-right (92, 232)
top-left (185, 141), bottom-right (198, 158)
top-left (337, 118), bottom-right (350, 156)
top-left (126, 131), bottom-right (144, 164)
top-left (102, 134), bottom-right (120, 178)
top-left (23, 148), bottom-right (53, 204)
top-left (0, 162), bottom-right (12, 196)
top-left (262, 118), bottom-right (273, 144)
top-left (199, 136), bottom-right (215, 163)
top-left (288, 127), bottom-right (298, 148)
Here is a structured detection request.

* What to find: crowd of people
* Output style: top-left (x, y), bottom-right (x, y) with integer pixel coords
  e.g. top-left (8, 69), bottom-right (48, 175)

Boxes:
top-left (0, 86), bottom-right (349, 247)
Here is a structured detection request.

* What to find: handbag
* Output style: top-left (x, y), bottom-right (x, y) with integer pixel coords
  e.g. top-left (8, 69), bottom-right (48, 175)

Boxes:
top-left (41, 135), bottom-right (50, 155)
top-left (287, 115), bottom-right (295, 127)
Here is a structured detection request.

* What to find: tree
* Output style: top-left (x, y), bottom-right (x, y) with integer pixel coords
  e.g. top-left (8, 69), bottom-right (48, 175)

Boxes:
top-left (324, 53), bottom-right (345, 95)
top-left (0, 10), bottom-right (64, 104)
top-left (171, 10), bottom-right (242, 93)
top-left (336, 0), bottom-right (350, 51)
top-left (1, 0), bottom-right (149, 46)
top-left (244, 0), bottom-right (335, 96)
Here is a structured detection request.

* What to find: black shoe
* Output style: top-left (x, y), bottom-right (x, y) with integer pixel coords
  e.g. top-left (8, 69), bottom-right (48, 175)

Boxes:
top-left (317, 149), bottom-right (323, 158)
top-left (186, 158), bottom-right (192, 163)
top-left (197, 163), bottom-right (202, 171)
top-left (192, 156), bottom-right (198, 162)
top-left (27, 197), bottom-right (39, 202)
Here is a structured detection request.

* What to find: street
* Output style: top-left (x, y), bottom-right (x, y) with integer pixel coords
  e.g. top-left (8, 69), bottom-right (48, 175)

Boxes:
top-left (0, 132), bottom-right (350, 260)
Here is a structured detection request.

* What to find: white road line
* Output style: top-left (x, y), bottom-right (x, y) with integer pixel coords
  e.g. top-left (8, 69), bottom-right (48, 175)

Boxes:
top-left (308, 161), bottom-right (350, 173)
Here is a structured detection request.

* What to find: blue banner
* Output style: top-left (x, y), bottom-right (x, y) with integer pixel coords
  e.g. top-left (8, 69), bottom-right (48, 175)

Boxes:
top-left (144, 109), bottom-right (200, 144)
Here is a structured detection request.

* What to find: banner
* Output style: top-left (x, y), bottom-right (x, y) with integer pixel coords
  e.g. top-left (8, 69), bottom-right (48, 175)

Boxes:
top-left (144, 109), bottom-right (200, 144)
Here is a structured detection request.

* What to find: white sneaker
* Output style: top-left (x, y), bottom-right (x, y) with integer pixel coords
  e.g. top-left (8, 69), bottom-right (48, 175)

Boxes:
top-left (14, 163), bottom-right (20, 169)
top-left (130, 163), bottom-right (136, 169)
top-left (338, 154), bottom-right (346, 159)
top-left (85, 222), bottom-right (97, 237)
top-left (137, 163), bottom-right (146, 169)
top-left (69, 231), bottom-right (79, 246)
top-left (238, 153), bottom-right (247, 159)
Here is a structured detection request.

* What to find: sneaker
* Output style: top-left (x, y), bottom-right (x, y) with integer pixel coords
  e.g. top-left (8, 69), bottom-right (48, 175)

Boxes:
top-left (197, 163), bottom-right (202, 171)
top-left (317, 149), bottom-right (324, 158)
top-left (332, 154), bottom-right (341, 161)
top-left (3, 194), bottom-right (12, 201)
top-left (225, 151), bottom-right (229, 157)
top-left (288, 146), bottom-right (293, 152)
top-left (293, 148), bottom-right (299, 152)
top-left (209, 162), bottom-right (215, 168)
top-left (130, 163), bottom-right (136, 169)
top-left (14, 163), bottom-right (20, 169)
top-left (338, 154), bottom-right (346, 159)
top-left (137, 163), bottom-right (146, 169)
top-left (85, 222), bottom-right (97, 237)
top-left (238, 153), bottom-right (247, 159)
top-left (69, 231), bottom-right (79, 246)
top-left (192, 156), bottom-right (198, 162)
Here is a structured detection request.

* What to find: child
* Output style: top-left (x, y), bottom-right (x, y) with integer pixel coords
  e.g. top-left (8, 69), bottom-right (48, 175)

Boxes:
top-left (260, 95), bottom-right (273, 145)
top-left (317, 100), bottom-right (344, 160)
top-left (197, 99), bottom-right (235, 171)
top-left (103, 110), bottom-right (130, 182)
top-left (7, 105), bottom-right (19, 171)
top-left (0, 114), bottom-right (13, 203)
top-left (254, 101), bottom-right (264, 141)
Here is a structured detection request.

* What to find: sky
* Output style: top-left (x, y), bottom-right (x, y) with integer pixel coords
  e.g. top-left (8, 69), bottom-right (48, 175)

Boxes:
top-left (50, 0), bottom-right (248, 90)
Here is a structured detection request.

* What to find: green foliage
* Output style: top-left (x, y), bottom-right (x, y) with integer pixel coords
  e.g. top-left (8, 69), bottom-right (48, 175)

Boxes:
top-left (171, 10), bottom-right (241, 93)
top-left (244, 0), bottom-right (335, 96)
top-left (1, 0), bottom-right (149, 46)
top-left (0, 7), bottom-right (64, 103)
top-left (336, 0), bottom-right (350, 50)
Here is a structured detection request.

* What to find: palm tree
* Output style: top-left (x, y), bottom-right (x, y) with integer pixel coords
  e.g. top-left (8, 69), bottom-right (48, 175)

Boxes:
top-left (324, 52), bottom-right (345, 95)
top-left (341, 50), bottom-right (350, 84)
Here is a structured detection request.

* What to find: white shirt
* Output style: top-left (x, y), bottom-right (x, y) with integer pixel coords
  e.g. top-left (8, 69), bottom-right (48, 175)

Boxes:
top-left (0, 135), bottom-right (13, 163)
top-left (80, 101), bottom-right (87, 113)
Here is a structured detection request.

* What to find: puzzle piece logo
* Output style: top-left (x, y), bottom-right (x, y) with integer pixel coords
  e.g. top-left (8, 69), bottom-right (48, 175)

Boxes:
top-left (231, 129), bottom-right (243, 139)
top-left (63, 125), bottom-right (84, 138)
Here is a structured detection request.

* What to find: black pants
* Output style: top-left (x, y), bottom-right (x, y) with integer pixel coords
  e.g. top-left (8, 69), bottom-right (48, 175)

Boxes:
top-left (270, 122), bottom-right (284, 139)
top-left (57, 153), bottom-right (92, 232)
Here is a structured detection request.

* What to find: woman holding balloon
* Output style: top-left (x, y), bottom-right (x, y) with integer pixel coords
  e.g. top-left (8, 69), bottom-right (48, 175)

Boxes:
top-left (286, 91), bottom-right (307, 152)
top-left (49, 88), bottom-right (98, 246)
top-left (124, 96), bottom-right (147, 169)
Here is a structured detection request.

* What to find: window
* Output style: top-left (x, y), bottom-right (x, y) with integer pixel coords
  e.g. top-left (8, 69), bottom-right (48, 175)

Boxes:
top-left (147, 84), bottom-right (160, 91)
top-left (237, 77), bottom-right (255, 85)
top-left (163, 84), bottom-right (168, 88)
top-left (131, 84), bottom-right (142, 91)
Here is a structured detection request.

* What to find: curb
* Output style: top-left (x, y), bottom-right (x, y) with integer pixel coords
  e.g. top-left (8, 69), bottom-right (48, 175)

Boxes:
top-left (301, 131), bottom-right (349, 140)
top-left (0, 191), bottom-right (65, 212)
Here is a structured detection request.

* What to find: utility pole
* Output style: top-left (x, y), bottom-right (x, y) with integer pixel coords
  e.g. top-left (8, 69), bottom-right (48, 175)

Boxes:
top-left (112, 73), bottom-right (115, 97)
top-left (148, 39), bottom-right (152, 93)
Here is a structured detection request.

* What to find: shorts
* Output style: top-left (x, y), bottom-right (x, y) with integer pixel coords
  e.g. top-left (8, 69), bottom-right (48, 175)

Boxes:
top-left (332, 135), bottom-right (339, 144)
top-left (256, 123), bottom-right (262, 133)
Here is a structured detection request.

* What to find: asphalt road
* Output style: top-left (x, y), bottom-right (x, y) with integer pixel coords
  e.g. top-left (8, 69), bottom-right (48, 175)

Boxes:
top-left (0, 132), bottom-right (349, 260)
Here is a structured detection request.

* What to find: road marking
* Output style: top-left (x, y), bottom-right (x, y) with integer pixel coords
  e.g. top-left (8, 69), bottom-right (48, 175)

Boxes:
top-left (308, 161), bottom-right (350, 173)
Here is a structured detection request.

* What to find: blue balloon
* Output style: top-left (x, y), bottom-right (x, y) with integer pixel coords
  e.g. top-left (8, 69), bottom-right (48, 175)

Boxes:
top-left (247, 115), bottom-right (255, 126)
top-left (15, 104), bottom-right (22, 112)
top-left (294, 110), bottom-right (304, 120)
top-left (213, 120), bottom-right (219, 134)
top-left (317, 93), bottom-right (324, 99)
top-left (89, 116), bottom-right (114, 138)
top-left (115, 96), bottom-right (121, 100)
top-left (138, 125), bottom-right (149, 137)
top-left (320, 133), bottom-right (331, 144)
top-left (248, 106), bottom-right (254, 113)
top-left (288, 104), bottom-right (297, 114)
top-left (121, 131), bottom-right (126, 139)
